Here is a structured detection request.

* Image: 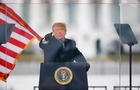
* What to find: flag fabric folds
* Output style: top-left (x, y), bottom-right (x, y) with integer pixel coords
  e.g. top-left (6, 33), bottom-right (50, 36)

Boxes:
top-left (0, 3), bottom-right (41, 81)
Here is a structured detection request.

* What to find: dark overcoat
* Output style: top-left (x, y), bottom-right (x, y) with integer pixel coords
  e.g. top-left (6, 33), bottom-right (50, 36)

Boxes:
top-left (39, 33), bottom-right (90, 71)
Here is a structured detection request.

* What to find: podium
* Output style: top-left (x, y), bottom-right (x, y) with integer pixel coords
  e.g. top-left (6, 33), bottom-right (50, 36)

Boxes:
top-left (39, 62), bottom-right (88, 90)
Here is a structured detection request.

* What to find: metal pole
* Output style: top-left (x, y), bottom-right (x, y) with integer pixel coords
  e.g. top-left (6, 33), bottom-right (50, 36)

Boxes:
top-left (129, 45), bottom-right (132, 90)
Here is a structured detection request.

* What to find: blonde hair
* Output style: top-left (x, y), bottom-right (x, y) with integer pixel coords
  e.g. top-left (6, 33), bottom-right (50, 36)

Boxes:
top-left (52, 22), bottom-right (66, 31)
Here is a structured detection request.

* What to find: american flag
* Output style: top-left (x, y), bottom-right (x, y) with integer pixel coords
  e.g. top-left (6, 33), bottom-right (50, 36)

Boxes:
top-left (0, 3), bottom-right (41, 81)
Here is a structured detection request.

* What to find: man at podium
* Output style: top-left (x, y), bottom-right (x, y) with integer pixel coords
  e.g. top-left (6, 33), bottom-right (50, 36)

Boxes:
top-left (39, 22), bottom-right (90, 68)
top-left (39, 22), bottom-right (90, 90)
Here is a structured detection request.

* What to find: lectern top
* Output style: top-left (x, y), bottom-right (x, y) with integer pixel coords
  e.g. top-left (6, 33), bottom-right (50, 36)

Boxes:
top-left (114, 24), bottom-right (138, 45)
top-left (0, 24), bottom-right (15, 44)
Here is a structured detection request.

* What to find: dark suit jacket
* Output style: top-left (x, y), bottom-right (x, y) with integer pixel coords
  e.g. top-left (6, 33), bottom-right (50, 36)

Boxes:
top-left (39, 34), bottom-right (90, 71)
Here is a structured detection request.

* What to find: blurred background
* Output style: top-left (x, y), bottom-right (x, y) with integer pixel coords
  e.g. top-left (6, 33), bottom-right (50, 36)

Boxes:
top-left (0, 0), bottom-right (140, 90)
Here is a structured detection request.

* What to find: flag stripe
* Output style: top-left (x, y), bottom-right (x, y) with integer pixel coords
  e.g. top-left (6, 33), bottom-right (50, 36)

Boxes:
top-left (0, 65), bottom-right (11, 73)
top-left (0, 72), bottom-right (9, 81)
top-left (8, 37), bottom-right (26, 49)
top-left (0, 58), bottom-right (14, 70)
top-left (2, 42), bottom-right (23, 53)
top-left (13, 27), bottom-right (33, 40)
top-left (0, 52), bottom-right (15, 64)
top-left (0, 46), bottom-right (18, 58)
top-left (11, 32), bottom-right (30, 44)
top-left (0, 19), bottom-right (6, 24)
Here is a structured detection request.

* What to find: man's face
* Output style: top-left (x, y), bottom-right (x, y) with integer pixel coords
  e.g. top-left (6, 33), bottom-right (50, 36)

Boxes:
top-left (53, 25), bottom-right (66, 40)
